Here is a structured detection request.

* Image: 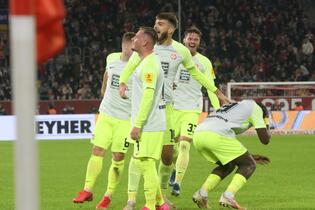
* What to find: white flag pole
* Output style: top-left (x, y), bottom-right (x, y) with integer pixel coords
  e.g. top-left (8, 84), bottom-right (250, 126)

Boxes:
top-left (10, 1), bottom-right (39, 209)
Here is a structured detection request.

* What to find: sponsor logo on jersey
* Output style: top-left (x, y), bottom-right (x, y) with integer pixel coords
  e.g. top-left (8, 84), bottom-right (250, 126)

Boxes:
top-left (179, 69), bottom-right (190, 82)
top-left (171, 53), bottom-right (177, 60)
top-left (145, 72), bottom-right (153, 83)
top-left (161, 62), bottom-right (170, 75)
top-left (111, 74), bottom-right (120, 88)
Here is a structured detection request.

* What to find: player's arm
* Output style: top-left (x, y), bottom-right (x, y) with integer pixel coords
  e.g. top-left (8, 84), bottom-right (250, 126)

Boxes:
top-left (249, 103), bottom-right (271, 145)
top-left (102, 53), bottom-right (115, 96)
top-left (203, 58), bottom-right (220, 109)
top-left (181, 47), bottom-right (230, 104)
top-left (134, 68), bottom-right (158, 128)
top-left (119, 52), bottom-right (141, 99)
top-left (101, 71), bottom-right (108, 96)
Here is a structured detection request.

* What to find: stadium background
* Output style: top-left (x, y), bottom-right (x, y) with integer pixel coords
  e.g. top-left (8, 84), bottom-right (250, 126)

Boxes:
top-left (1, 0), bottom-right (315, 114)
top-left (1, 1), bottom-right (315, 210)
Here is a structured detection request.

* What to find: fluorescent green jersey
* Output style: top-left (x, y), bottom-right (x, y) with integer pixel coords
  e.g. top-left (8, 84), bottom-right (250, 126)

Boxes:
top-left (120, 40), bottom-right (218, 105)
top-left (99, 52), bottom-right (132, 120)
top-left (131, 53), bottom-right (166, 132)
top-left (195, 100), bottom-right (266, 138)
top-left (173, 53), bottom-right (217, 112)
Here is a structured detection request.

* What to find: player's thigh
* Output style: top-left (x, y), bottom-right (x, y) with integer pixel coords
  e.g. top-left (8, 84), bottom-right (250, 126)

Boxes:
top-left (195, 131), bottom-right (248, 165)
top-left (179, 112), bottom-right (199, 139)
top-left (91, 114), bottom-right (113, 150)
top-left (173, 109), bottom-right (182, 139)
top-left (111, 119), bottom-right (131, 154)
top-left (163, 104), bottom-right (175, 145)
top-left (133, 131), bottom-right (164, 160)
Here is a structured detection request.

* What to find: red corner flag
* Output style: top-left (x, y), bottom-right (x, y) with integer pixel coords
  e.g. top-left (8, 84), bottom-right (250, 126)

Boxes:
top-left (10, 0), bottom-right (66, 64)
top-left (36, 0), bottom-right (66, 63)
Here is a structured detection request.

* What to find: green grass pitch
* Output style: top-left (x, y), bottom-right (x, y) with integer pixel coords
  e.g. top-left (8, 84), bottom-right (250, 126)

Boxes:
top-left (1, 135), bottom-right (315, 210)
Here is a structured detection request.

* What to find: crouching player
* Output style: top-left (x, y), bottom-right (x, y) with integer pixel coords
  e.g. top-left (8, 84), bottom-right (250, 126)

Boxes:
top-left (192, 100), bottom-right (271, 209)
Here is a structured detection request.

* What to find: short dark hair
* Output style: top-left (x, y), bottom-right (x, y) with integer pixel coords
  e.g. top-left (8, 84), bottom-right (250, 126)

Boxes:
top-left (156, 12), bottom-right (178, 29)
top-left (256, 102), bottom-right (269, 118)
top-left (122, 32), bottom-right (136, 42)
top-left (184, 26), bottom-right (202, 37)
top-left (140, 26), bottom-right (158, 45)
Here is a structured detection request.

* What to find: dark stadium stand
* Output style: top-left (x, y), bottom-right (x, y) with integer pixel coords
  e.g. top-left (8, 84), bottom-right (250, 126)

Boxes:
top-left (1, 0), bottom-right (315, 102)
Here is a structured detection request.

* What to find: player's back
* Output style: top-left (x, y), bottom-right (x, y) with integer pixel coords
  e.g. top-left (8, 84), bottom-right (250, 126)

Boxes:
top-left (195, 100), bottom-right (256, 138)
top-left (99, 52), bottom-right (132, 120)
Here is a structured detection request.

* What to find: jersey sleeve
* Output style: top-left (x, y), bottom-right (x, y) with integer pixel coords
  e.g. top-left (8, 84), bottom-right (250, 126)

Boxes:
top-left (202, 56), bottom-right (215, 80)
top-left (105, 52), bottom-right (121, 70)
top-left (140, 59), bottom-right (158, 90)
top-left (248, 103), bottom-right (267, 129)
top-left (119, 52), bottom-right (141, 84)
top-left (201, 56), bottom-right (220, 109)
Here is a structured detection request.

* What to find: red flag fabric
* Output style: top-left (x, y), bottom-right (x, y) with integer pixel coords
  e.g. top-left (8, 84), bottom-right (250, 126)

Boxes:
top-left (36, 0), bottom-right (66, 64)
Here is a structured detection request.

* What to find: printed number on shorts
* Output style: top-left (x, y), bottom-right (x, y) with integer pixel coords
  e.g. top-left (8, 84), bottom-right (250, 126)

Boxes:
top-left (216, 102), bottom-right (238, 113)
top-left (187, 123), bottom-right (197, 133)
top-left (124, 138), bottom-right (130, 148)
top-left (136, 140), bottom-right (140, 151)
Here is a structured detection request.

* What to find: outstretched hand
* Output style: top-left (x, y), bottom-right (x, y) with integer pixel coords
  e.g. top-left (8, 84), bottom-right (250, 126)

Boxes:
top-left (252, 154), bottom-right (271, 165)
top-left (119, 83), bottom-right (129, 99)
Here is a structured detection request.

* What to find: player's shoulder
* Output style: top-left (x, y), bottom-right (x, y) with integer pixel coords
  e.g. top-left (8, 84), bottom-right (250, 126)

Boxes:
top-left (196, 53), bottom-right (212, 66)
top-left (143, 53), bottom-right (160, 68)
top-left (106, 52), bottom-right (121, 64)
top-left (171, 40), bottom-right (190, 55)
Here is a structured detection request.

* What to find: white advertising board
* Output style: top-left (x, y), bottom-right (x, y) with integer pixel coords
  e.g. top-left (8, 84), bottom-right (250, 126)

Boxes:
top-left (0, 114), bottom-right (96, 141)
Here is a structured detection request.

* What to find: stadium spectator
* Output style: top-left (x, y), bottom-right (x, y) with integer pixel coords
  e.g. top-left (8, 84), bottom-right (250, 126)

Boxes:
top-left (2, 0), bottom-right (315, 100)
top-left (62, 104), bottom-right (75, 114)
top-left (294, 101), bottom-right (304, 111)
top-left (47, 102), bottom-right (57, 114)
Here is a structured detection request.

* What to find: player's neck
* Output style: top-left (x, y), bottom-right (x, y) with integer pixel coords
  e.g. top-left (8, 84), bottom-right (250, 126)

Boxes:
top-left (120, 53), bottom-right (130, 62)
top-left (191, 51), bottom-right (197, 56)
top-left (159, 37), bottom-right (172, 46)
top-left (139, 49), bottom-right (153, 60)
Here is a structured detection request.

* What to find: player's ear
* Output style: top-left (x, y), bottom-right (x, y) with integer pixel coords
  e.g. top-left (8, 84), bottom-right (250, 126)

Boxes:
top-left (168, 27), bottom-right (175, 34)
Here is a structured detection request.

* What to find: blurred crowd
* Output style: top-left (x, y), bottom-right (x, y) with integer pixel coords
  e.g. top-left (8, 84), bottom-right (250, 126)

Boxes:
top-left (1, 0), bottom-right (315, 101)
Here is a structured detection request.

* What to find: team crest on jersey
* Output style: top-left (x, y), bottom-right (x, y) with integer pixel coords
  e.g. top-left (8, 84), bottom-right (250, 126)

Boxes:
top-left (171, 53), bottom-right (177, 60)
top-left (145, 73), bottom-right (153, 83)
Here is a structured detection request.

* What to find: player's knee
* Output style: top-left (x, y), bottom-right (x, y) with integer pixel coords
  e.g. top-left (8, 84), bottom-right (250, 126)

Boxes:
top-left (224, 162), bottom-right (236, 173)
top-left (92, 145), bottom-right (105, 156)
top-left (246, 159), bottom-right (256, 174)
top-left (112, 152), bottom-right (124, 161)
top-left (161, 145), bottom-right (174, 165)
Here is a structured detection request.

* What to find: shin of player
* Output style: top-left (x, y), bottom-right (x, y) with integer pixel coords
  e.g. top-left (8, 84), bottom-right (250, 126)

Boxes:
top-left (72, 32), bottom-right (135, 210)
top-left (192, 100), bottom-right (271, 209)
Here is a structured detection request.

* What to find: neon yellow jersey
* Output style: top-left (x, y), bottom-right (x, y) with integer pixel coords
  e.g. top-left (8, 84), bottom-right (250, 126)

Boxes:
top-left (131, 53), bottom-right (166, 132)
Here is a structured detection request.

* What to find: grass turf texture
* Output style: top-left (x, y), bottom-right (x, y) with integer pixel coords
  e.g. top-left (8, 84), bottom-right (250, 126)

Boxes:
top-left (1, 135), bottom-right (315, 210)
